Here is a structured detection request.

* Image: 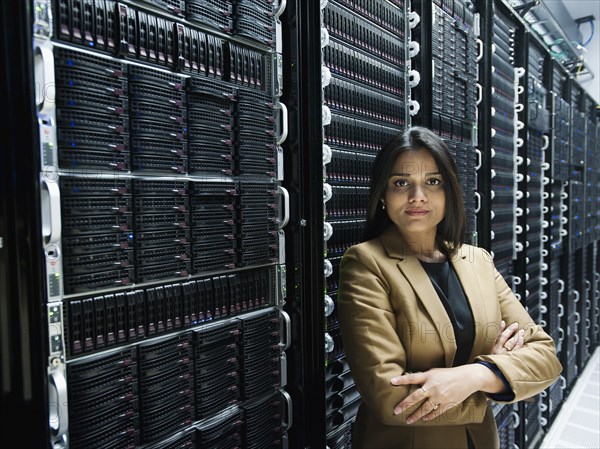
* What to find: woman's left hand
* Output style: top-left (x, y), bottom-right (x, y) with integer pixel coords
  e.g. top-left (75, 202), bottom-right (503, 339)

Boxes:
top-left (390, 365), bottom-right (485, 424)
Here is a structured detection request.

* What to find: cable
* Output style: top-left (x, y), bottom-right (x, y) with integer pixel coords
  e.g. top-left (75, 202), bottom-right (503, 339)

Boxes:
top-left (575, 61), bottom-right (585, 79)
top-left (578, 20), bottom-right (595, 47)
top-left (549, 38), bottom-right (586, 47)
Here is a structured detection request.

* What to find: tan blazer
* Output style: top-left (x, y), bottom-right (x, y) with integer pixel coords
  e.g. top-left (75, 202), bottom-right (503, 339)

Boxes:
top-left (338, 226), bottom-right (563, 449)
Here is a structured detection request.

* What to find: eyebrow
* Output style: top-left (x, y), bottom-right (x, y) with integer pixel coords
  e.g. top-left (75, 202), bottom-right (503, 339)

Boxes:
top-left (389, 171), bottom-right (442, 177)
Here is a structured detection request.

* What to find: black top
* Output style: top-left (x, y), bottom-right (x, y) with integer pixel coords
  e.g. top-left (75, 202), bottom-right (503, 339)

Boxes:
top-left (420, 259), bottom-right (514, 449)
top-left (420, 260), bottom-right (475, 367)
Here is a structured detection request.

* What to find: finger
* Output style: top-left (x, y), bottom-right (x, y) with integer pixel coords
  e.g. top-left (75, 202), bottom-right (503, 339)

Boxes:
top-left (495, 321), bottom-right (516, 346)
top-left (511, 330), bottom-right (526, 351)
top-left (506, 328), bottom-right (524, 349)
top-left (391, 372), bottom-right (426, 386)
top-left (493, 320), bottom-right (507, 346)
top-left (498, 320), bottom-right (506, 333)
top-left (394, 387), bottom-right (429, 415)
top-left (406, 400), bottom-right (439, 424)
top-left (501, 322), bottom-right (519, 340)
top-left (422, 401), bottom-right (449, 422)
top-left (499, 322), bottom-right (519, 350)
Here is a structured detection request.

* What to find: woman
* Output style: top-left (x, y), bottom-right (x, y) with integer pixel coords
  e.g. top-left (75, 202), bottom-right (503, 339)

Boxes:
top-left (337, 127), bottom-right (562, 449)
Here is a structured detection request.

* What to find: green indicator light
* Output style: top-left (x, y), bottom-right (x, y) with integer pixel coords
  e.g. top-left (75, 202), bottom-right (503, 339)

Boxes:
top-left (54, 273), bottom-right (60, 277)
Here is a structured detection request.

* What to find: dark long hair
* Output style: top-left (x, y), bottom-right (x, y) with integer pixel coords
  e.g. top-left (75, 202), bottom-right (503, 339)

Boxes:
top-left (363, 127), bottom-right (465, 256)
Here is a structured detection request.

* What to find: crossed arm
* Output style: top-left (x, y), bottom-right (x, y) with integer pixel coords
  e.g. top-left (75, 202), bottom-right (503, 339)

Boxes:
top-left (338, 246), bottom-right (562, 427)
top-left (391, 320), bottom-right (524, 424)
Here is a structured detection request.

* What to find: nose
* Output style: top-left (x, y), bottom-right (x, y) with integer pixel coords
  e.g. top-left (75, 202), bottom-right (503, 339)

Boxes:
top-left (408, 184), bottom-right (427, 202)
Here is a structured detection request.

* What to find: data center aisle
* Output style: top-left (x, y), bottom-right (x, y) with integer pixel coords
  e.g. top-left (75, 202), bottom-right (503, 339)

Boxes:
top-left (540, 347), bottom-right (600, 449)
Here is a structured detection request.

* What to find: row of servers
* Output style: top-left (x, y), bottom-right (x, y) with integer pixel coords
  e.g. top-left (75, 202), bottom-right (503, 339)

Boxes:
top-left (317, 0), bottom-right (600, 448)
top-left (53, 0), bottom-right (278, 52)
top-left (33, 0), bottom-right (289, 448)
top-left (48, 0), bottom-right (279, 181)
top-left (64, 309), bottom-right (282, 448)
top-left (51, 45), bottom-right (275, 177)
top-left (64, 265), bottom-right (276, 355)
top-left (60, 176), bottom-right (279, 294)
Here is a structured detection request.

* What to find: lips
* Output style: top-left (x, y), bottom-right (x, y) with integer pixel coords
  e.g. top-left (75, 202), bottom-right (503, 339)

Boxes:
top-left (405, 209), bottom-right (429, 216)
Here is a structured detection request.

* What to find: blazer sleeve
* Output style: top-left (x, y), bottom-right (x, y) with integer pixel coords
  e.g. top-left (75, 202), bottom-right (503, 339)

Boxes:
top-left (338, 245), bottom-right (488, 426)
top-left (473, 249), bottom-right (563, 403)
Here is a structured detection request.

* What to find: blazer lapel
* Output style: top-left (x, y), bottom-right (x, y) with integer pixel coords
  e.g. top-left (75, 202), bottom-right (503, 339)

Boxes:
top-left (380, 227), bottom-right (457, 367)
top-left (450, 246), bottom-right (490, 363)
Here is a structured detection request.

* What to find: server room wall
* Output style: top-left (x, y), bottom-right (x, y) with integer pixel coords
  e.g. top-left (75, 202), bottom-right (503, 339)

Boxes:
top-left (0, 0), bottom-right (598, 448)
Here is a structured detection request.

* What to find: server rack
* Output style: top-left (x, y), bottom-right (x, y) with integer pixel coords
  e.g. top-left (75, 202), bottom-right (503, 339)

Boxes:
top-left (542, 57), bottom-right (573, 429)
top-left (541, 60), bottom-right (570, 429)
top-left (561, 79), bottom-right (599, 394)
top-left (320, 0), bottom-right (408, 444)
top-left (512, 27), bottom-right (543, 449)
top-left (559, 75), bottom-right (582, 395)
top-left (476, 0), bottom-right (523, 446)
top-left (478, 0), bottom-right (522, 282)
top-left (590, 105), bottom-right (600, 351)
top-left (30, 1), bottom-right (292, 448)
top-left (280, 1), bottom-right (328, 447)
top-left (580, 93), bottom-right (598, 362)
top-left (1, 2), bottom-right (50, 447)
top-left (571, 85), bottom-right (591, 372)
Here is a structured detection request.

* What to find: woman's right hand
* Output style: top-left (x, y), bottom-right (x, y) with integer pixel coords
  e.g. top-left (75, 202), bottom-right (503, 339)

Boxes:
top-left (492, 320), bottom-right (525, 355)
top-left (491, 320), bottom-right (538, 402)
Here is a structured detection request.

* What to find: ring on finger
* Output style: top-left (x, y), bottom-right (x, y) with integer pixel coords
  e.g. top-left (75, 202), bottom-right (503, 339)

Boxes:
top-left (427, 398), bottom-right (439, 410)
top-left (420, 387), bottom-right (428, 398)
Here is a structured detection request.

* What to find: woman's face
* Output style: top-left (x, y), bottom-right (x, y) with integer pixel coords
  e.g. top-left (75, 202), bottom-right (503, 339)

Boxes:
top-left (384, 148), bottom-right (446, 242)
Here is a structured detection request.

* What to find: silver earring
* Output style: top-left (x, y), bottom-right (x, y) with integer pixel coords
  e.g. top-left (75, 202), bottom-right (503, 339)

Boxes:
top-left (380, 199), bottom-right (386, 210)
